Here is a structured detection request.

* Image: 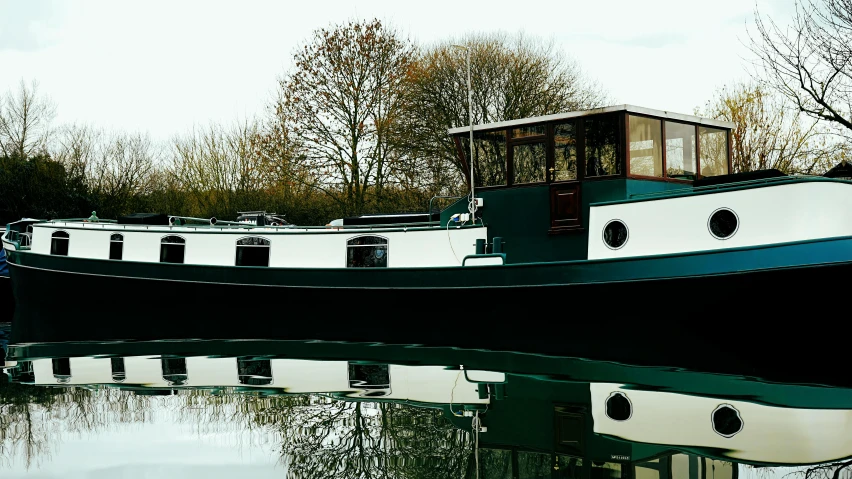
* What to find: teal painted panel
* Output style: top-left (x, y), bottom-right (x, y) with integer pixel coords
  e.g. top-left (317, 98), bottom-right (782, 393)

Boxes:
top-left (625, 179), bottom-right (689, 197)
top-left (442, 181), bottom-right (630, 263)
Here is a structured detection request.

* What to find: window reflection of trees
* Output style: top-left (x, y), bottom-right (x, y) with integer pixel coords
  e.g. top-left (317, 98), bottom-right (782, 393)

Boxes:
top-left (513, 142), bottom-right (547, 184)
top-left (585, 115), bottom-right (621, 177)
top-left (554, 122), bottom-right (578, 181)
top-left (699, 127), bottom-right (729, 177)
top-left (463, 130), bottom-right (508, 188)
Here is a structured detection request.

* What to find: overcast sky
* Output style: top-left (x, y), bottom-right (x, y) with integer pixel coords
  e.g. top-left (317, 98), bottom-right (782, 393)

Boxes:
top-left (0, 0), bottom-right (796, 143)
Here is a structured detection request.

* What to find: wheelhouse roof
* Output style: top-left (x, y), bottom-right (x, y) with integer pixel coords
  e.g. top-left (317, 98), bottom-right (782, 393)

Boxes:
top-left (447, 104), bottom-right (735, 135)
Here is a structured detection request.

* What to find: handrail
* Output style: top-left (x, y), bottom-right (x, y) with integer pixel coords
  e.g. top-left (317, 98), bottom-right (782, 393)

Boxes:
top-left (50, 218), bottom-right (118, 223)
top-left (462, 253), bottom-right (506, 266)
top-left (42, 220), bottom-right (478, 231)
top-left (428, 195), bottom-right (464, 221)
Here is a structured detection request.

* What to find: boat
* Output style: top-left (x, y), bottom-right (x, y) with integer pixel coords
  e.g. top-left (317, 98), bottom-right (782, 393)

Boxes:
top-left (0, 245), bottom-right (10, 323)
top-left (3, 105), bottom-right (851, 363)
top-left (5, 338), bottom-right (852, 467)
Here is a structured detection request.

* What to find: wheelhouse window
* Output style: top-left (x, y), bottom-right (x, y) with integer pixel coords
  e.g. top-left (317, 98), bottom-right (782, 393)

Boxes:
top-left (347, 235), bottom-right (388, 268)
top-left (160, 235), bottom-right (186, 264)
top-left (665, 121), bottom-right (697, 180)
top-left (628, 115), bottom-right (663, 178)
top-left (463, 130), bottom-right (507, 188)
top-left (50, 231), bottom-right (69, 256)
top-left (235, 236), bottom-right (270, 267)
top-left (553, 122), bottom-right (578, 181)
top-left (512, 141), bottom-right (546, 184)
top-left (584, 114), bottom-right (621, 177)
top-left (109, 233), bottom-right (123, 260)
top-left (699, 126), bottom-right (730, 177)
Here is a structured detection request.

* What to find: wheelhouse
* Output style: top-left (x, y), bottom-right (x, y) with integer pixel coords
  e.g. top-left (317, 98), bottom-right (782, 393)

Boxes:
top-left (449, 105), bottom-right (732, 191)
top-left (446, 105), bottom-right (733, 262)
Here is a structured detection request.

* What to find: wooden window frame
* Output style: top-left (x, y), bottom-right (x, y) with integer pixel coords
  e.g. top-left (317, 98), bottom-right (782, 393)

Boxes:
top-left (507, 124), bottom-right (548, 187)
top-left (452, 111), bottom-right (741, 191)
top-left (696, 125), bottom-right (734, 178)
top-left (627, 113), bottom-right (712, 184)
top-left (579, 113), bottom-right (626, 182)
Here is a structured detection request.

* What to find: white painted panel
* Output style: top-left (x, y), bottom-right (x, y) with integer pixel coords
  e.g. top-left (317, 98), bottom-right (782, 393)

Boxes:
top-left (184, 357), bottom-right (239, 386)
top-left (271, 359), bottom-right (349, 392)
top-left (376, 365), bottom-right (487, 404)
top-left (591, 383), bottom-right (852, 464)
top-left (30, 223), bottom-right (487, 268)
top-left (589, 182), bottom-right (852, 259)
top-left (123, 356), bottom-right (172, 386)
top-left (464, 256), bottom-right (504, 266)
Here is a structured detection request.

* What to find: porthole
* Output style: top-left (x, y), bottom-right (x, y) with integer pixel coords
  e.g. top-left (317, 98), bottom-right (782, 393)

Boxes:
top-left (708, 208), bottom-right (738, 239)
top-left (605, 391), bottom-right (632, 421)
top-left (602, 220), bottom-right (628, 250)
top-left (712, 404), bottom-right (743, 438)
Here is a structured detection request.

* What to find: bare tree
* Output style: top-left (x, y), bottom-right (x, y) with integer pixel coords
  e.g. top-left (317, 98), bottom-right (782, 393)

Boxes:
top-left (53, 123), bottom-right (99, 183)
top-left (698, 82), bottom-right (845, 174)
top-left (401, 32), bottom-right (609, 190)
top-left (89, 131), bottom-right (158, 217)
top-left (272, 19), bottom-right (417, 216)
top-left (170, 119), bottom-right (269, 217)
top-left (749, 0), bottom-right (852, 137)
top-left (0, 79), bottom-right (56, 158)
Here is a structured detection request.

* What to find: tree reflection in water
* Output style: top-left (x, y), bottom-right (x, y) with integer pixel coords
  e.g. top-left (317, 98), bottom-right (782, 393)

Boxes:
top-left (0, 378), bottom-right (472, 477)
top-left (0, 376), bottom-right (153, 468)
top-left (177, 391), bottom-right (473, 478)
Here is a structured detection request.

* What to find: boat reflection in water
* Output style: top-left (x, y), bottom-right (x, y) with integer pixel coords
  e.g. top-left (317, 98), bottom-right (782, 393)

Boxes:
top-left (2, 338), bottom-right (852, 478)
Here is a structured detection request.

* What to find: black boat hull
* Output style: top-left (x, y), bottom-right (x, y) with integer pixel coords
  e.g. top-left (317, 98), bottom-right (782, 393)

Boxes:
top-left (8, 256), bottom-right (852, 387)
top-left (0, 276), bottom-right (12, 323)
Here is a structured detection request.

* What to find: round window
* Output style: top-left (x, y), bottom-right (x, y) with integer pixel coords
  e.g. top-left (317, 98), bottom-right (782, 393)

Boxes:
top-left (711, 404), bottom-right (743, 438)
top-left (708, 208), bottom-right (739, 239)
top-left (605, 392), bottom-right (632, 421)
top-left (603, 220), bottom-right (628, 250)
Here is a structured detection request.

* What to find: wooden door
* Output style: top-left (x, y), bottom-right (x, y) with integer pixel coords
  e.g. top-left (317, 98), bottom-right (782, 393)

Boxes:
top-left (550, 182), bottom-right (582, 231)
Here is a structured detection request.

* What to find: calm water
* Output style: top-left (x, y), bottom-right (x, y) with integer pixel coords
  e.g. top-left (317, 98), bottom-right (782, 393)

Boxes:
top-left (1, 323), bottom-right (852, 479)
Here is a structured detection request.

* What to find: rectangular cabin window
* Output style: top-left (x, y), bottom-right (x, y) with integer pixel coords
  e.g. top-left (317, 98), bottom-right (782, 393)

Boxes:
top-left (52, 357), bottom-right (71, 379)
top-left (109, 233), bottom-right (123, 260)
top-left (347, 236), bottom-right (388, 268)
top-left (699, 126), bottom-right (730, 176)
top-left (236, 237), bottom-right (270, 267)
top-left (628, 115), bottom-right (663, 178)
top-left (238, 358), bottom-right (273, 385)
top-left (584, 115), bottom-right (621, 177)
top-left (160, 235), bottom-right (186, 264)
top-left (50, 231), bottom-right (69, 256)
top-left (161, 357), bottom-right (187, 386)
top-left (513, 141), bottom-right (546, 184)
top-left (463, 130), bottom-right (507, 187)
top-left (348, 363), bottom-right (391, 397)
top-left (665, 121), bottom-right (697, 180)
top-left (553, 122), bottom-right (578, 181)
top-left (111, 357), bottom-right (126, 382)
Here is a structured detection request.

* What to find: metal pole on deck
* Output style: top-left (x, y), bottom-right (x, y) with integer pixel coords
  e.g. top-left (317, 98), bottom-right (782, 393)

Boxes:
top-left (453, 44), bottom-right (476, 220)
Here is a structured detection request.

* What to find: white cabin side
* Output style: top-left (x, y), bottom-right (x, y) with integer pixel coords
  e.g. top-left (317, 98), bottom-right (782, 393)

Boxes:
top-left (590, 383), bottom-right (852, 464)
top-left (26, 356), bottom-right (498, 405)
top-left (587, 181), bottom-right (852, 260)
top-left (28, 223), bottom-right (487, 268)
